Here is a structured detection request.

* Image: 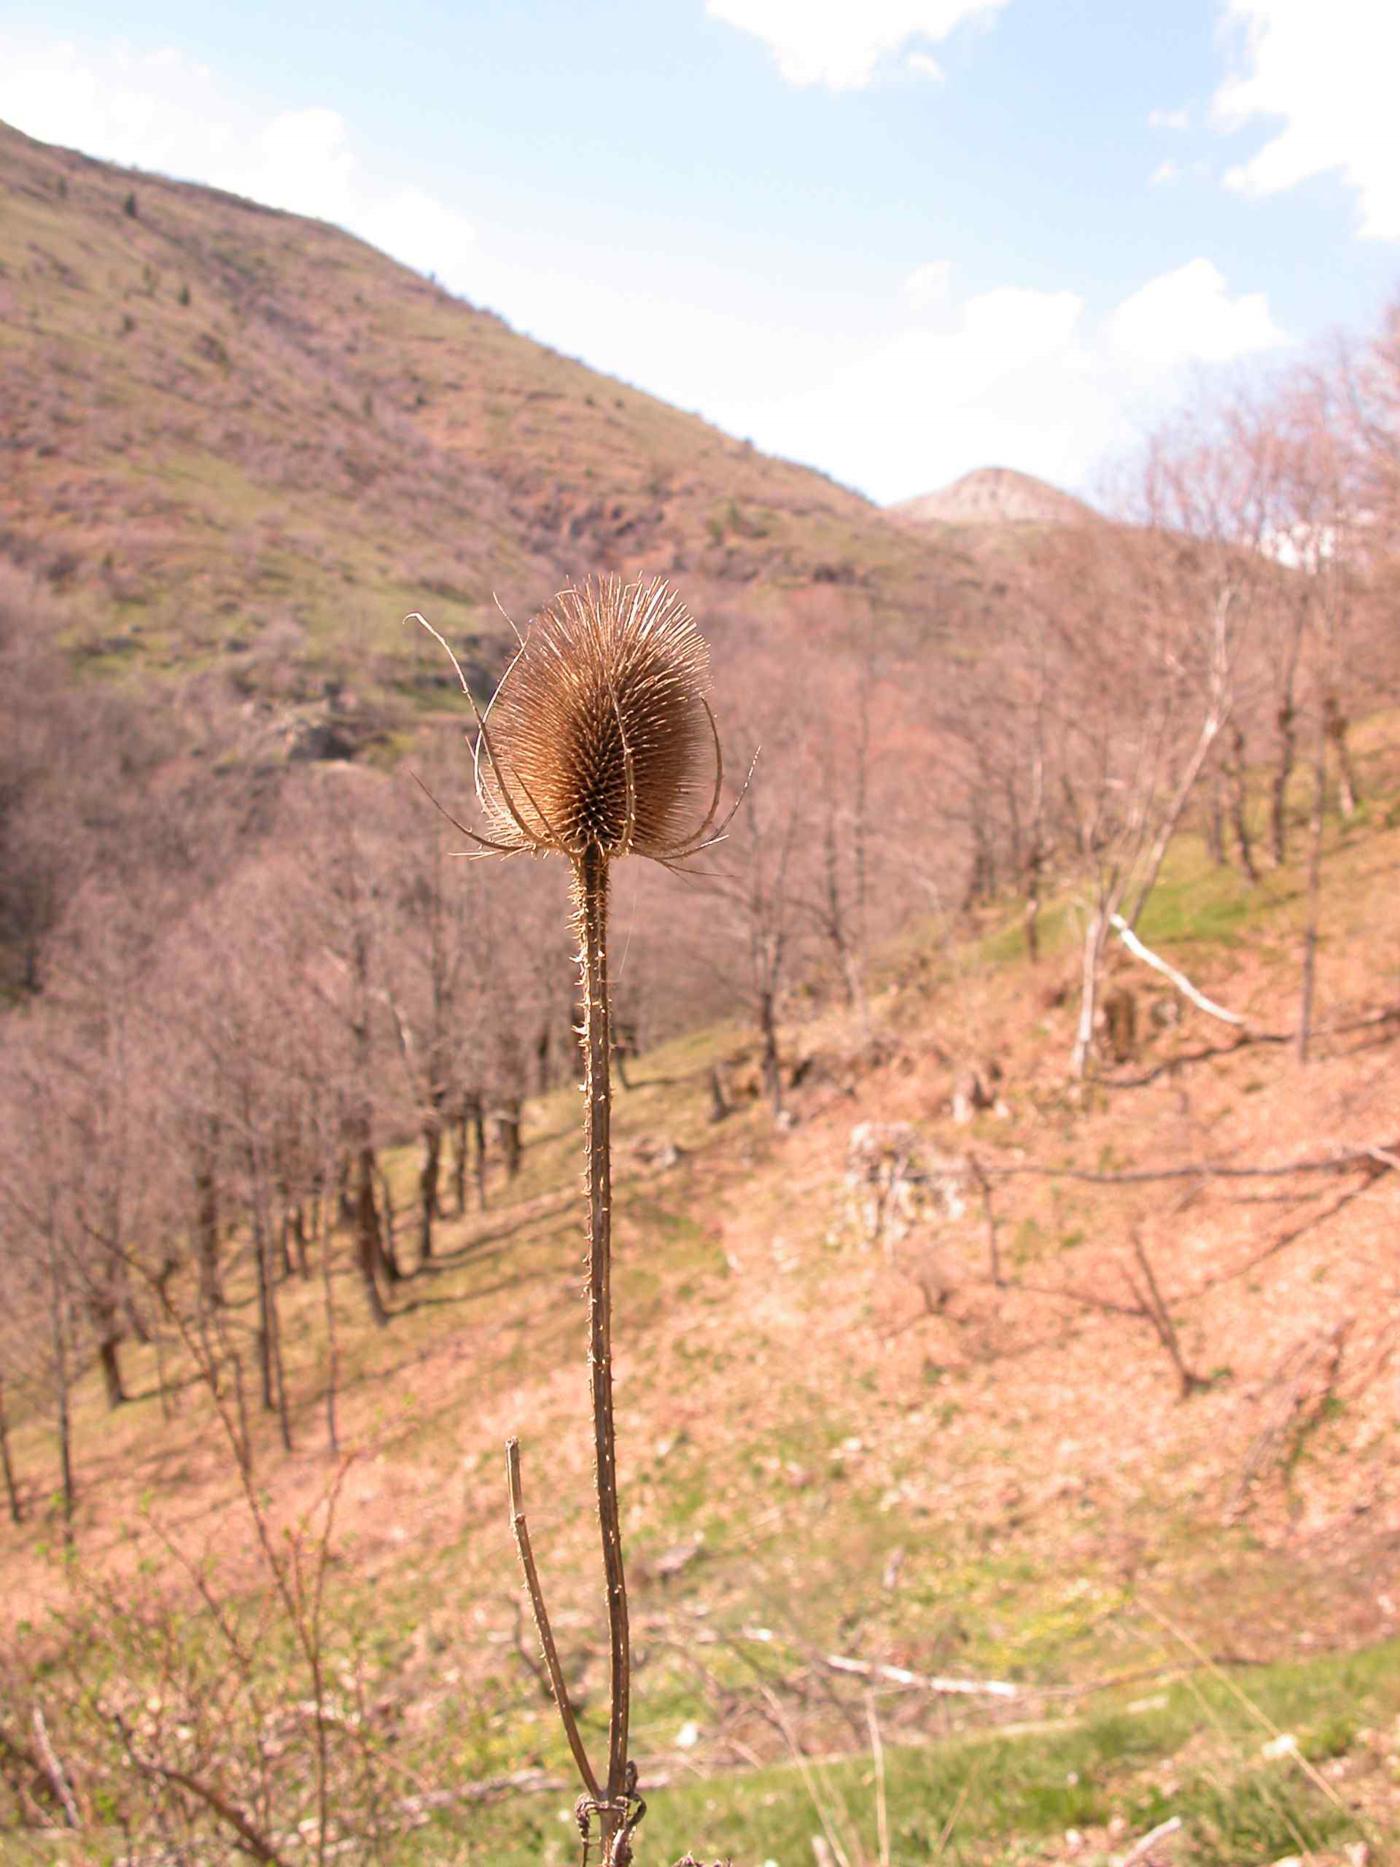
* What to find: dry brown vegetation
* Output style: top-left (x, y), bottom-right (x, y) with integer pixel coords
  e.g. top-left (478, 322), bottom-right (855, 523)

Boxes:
top-left (3, 123), bottom-right (1400, 1865)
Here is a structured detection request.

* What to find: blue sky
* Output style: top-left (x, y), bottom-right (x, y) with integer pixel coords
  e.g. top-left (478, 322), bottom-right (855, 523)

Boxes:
top-left (1, 2), bottom-right (1396, 502)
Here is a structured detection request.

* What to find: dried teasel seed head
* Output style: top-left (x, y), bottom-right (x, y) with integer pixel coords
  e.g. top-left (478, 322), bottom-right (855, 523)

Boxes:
top-left (482, 576), bottom-right (717, 861)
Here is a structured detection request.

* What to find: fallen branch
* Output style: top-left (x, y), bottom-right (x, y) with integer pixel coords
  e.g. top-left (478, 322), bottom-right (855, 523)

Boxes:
top-left (985, 1140), bottom-right (1398, 1187)
top-left (112, 1713), bottom-right (288, 1866)
top-left (1125, 1231), bottom-right (1206, 1400)
top-left (1105, 1001), bottom-right (1400, 1089)
top-left (30, 1706), bottom-right (80, 1829)
top-left (822, 1654), bottom-right (1019, 1700)
top-left (1120, 1814), bottom-right (1182, 1865)
top-left (0, 1721), bottom-right (72, 1828)
top-left (1109, 915), bottom-right (1245, 1027)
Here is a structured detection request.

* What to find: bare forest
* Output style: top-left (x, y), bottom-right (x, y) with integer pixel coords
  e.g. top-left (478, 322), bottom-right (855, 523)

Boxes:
top-left (4, 128), bottom-right (1400, 1867)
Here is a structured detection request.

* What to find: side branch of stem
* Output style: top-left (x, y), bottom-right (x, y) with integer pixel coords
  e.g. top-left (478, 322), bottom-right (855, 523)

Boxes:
top-left (506, 1438), bottom-right (599, 1803)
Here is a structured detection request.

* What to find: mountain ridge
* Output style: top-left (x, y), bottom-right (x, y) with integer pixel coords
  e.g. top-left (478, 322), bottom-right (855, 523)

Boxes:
top-left (891, 464), bottom-right (1099, 531)
top-left (0, 118), bottom-right (1001, 714)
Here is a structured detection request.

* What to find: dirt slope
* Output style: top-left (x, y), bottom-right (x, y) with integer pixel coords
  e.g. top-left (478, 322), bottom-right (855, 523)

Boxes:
top-left (3, 725), bottom-right (1397, 1862)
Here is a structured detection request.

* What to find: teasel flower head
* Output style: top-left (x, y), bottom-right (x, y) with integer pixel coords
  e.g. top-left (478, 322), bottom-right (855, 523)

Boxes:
top-left (411, 575), bottom-right (741, 867)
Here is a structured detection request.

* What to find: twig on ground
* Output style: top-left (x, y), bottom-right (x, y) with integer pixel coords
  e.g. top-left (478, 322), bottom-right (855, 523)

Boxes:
top-left (30, 1705), bottom-right (80, 1829)
top-left (985, 1140), bottom-right (1399, 1186)
top-left (1119, 1814), bottom-right (1182, 1865)
top-left (1124, 1230), bottom-right (1206, 1399)
top-left (1104, 1002), bottom-right (1400, 1089)
top-left (823, 1654), bottom-right (1019, 1699)
top-left (112, 1713), bottom-right (289, 1866)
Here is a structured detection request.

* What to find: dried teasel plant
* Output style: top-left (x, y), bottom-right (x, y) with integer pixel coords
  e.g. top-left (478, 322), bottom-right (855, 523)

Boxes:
top-left (409, 576), bottom-right (746, 1864)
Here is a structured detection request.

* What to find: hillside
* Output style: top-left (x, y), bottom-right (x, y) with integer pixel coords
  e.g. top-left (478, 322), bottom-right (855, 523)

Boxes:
top-left (3, 716), bottom-right (1398, 1864)
top-left (0, 119), bottom-right (989, 718)
top-left (6, 110), bottom-right (1400, 1867)
top-left (892, 467), bottom-right (1098, 532)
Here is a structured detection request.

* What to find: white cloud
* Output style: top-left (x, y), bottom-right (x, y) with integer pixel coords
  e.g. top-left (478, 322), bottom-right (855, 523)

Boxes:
top-left (1149, 159), bottom-right (1180, 187)
top-left (0, 37), bottom-right (476, 280)
top-left (1214, 0), bottom-right (1400, 240)
top-left (1105, 258), bottom-right (1284, 367)
top-left (1148, 105), bottom-right (1192, 131)
top-left (712, 260), bottom-right (1289, 501)
top-left (905, 50), bottom-right (945, 81)
top-left (903, 259), bottom-right (954, 310)
top-left (704, 0), bottom-right (1007, 90)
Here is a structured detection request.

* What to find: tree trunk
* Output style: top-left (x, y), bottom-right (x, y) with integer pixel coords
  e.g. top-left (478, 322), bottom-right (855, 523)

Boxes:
top-left (0, 1373), bottom-right (21, 1524)
top-left (47, 1249), bottom-right (75, 1544)
top-left (354, 1146), bottom-right (389, 1327)
top-left (152, 1327), bottom-right (175, 1424)
top-left (963, 833), bottom-right (992, 909)
top-left (195, 1161), bottom-right (222, 1310)
top-left (1127, 706), bottom-right (1228, 929)
top-left (822, 813), bottom-right (867, 1018)
top-left (319, 1194), bottom-right (340, 1456)
top-left (496, 1098), bottom-right (523, 1180)
top-left (277, 1205), bottom-right (296, 1282)
top-left (759, 989), bottom-right (783, 1120)
top-left (451, 1105), bottom-right (468, 1217)
top-left (1024, 841), bottom-right (1044, 964)
top-left (1070, 908), bottom-right (1107, 1081)
top-left (376, 1162), bottom-right (402, 1281)
top-left (1325, 693), bottom-right (1359, 818)
top-left (123, 1284), bottom-right (153, 1346)
top-left (251, 1201), bottom-right (277, 1416)
top-left (289, 1204), bottom-right (311, 1280)
top-left (472, 1096), bottom-right (488, 1210)
top-left (97, 1329), bottom-right (126, 1411)
top-left (1206, 771), bottom-right (1225, 867)
top-left (418, 1115), bottom-right (442, 1266)
top-left (1298, 719), bottom-right (1327, 1063)
top-left (337, 1153), bottom-right (355, 1228)
top-left (1226, 727), bottom-right (1258, 882)
top-left (1271, 700), bottom-right (1296, 866)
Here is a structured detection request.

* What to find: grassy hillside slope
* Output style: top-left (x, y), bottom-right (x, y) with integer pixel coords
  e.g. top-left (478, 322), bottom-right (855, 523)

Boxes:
top-left (3, 719), bottom-right (1398, 1864)
top-left (0, 120), bottom-right (986, 714)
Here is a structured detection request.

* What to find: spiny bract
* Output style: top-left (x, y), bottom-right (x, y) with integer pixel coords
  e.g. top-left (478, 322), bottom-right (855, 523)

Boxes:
top-left (483, 575), bottom-right (716, 860)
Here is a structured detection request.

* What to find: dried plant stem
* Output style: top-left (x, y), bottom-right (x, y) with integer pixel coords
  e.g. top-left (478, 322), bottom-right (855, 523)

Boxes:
top-left (507, 1438), bottom-right (600, 1804)
top-left (577, 841), bottom-right (633, 1850)
top-left (462, 579), bottom-right (724, 1859)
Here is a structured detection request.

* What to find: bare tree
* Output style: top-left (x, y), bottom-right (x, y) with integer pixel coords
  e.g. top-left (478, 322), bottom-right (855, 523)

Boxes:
top-left (712, 724), bottom-right (805, 1121)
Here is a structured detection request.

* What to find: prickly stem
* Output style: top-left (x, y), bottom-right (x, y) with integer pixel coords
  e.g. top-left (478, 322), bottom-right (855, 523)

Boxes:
top-left (576, 842), bottom-right (630, 1855)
